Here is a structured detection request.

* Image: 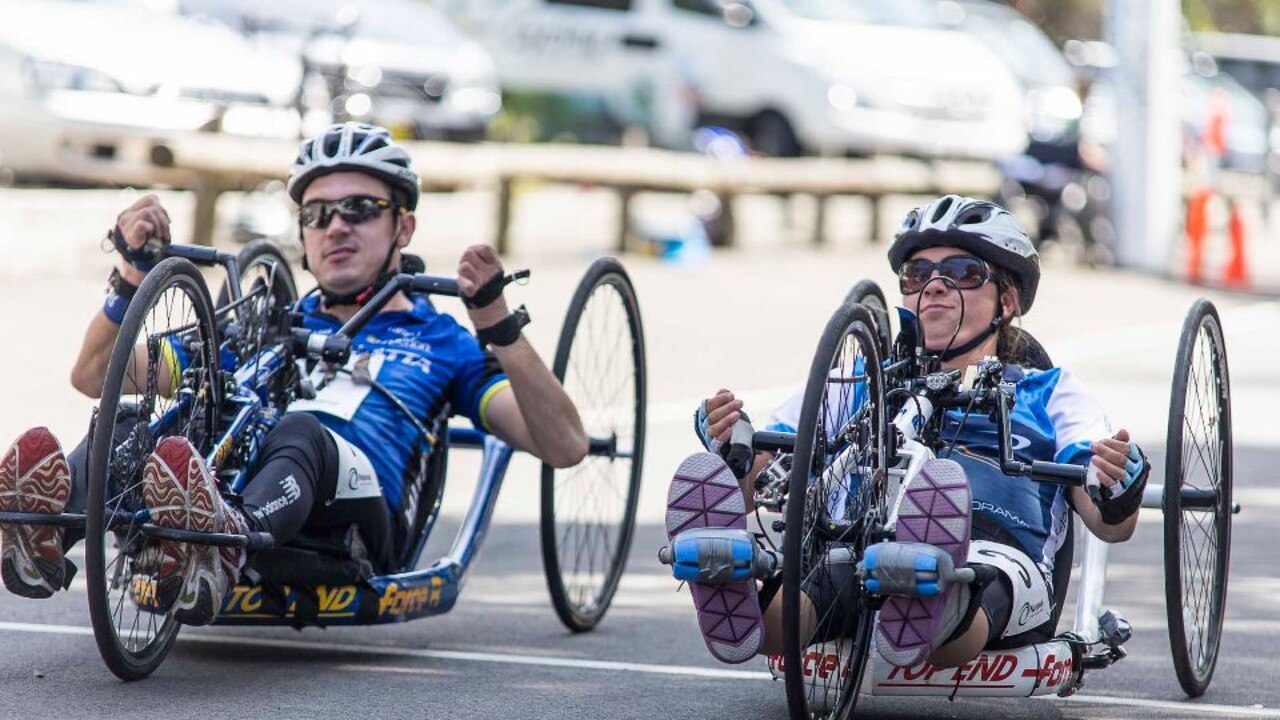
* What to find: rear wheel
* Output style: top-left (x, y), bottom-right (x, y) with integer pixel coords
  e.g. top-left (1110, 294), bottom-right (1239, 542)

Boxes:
top-left (1164, 298), bottom-right (1232, 698)
top-left (541, 258), bottom-right (646, 632)
top-left (782, 304), bottom-right (887, 720)
top-left (85, 258), bottom-right (222, 680)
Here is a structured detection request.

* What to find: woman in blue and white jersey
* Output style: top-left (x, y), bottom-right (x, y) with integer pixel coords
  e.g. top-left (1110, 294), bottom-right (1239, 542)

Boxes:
top-left (666, 195), bottom-right (1149, 669)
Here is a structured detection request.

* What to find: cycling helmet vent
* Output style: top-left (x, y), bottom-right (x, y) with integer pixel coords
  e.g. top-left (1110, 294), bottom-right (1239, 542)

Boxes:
top-left (887, 194), bottom-right (1041, 312)
top-left (958, 205), bottom-right (992, 225)
top-left (930, 196), bottom-right (954, 224)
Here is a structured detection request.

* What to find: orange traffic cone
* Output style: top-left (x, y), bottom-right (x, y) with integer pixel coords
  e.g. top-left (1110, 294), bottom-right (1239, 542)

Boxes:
top-left (1223, 201), bottom-right (1249, 288)
top-left (1185, 188), bottom-right (1212, 284)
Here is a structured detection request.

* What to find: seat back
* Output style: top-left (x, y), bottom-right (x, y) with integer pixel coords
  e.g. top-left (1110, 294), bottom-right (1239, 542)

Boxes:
top-left (395, 408), bottom-right (451, 571)
top-left (1007, 326), bottom-right (1053, 370)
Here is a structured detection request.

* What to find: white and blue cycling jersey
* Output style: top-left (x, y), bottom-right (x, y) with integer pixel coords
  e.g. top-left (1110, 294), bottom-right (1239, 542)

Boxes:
top-left (766, 364), bottom-right (1110, 580)
top-left (283, 295), bottom-right (509, 511)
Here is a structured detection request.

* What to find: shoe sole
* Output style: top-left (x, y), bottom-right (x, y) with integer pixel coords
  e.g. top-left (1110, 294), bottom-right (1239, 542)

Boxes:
top-left (666, 452), bottom-right (762, 664)
top-left (142, 437), bottom-right (222, 625)
top-left (875, 458), bottom-right (971, 667)
top-left (0, 428), bottom-right (70, 599)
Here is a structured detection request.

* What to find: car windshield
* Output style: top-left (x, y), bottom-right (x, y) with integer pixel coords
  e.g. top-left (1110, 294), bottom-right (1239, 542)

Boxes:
top-left (948, 2), bottom-right (1072, 87)
top-left (777, 0), bottom-right (939, 26)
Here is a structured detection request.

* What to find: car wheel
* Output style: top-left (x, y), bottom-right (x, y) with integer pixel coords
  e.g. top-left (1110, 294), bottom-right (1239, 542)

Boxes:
top-left (750, 111), bottom-right (801, 157)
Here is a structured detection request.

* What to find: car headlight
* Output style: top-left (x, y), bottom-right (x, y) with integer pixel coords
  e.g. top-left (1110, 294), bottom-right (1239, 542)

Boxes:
top-left (24, 58), bottom-right (126, 94)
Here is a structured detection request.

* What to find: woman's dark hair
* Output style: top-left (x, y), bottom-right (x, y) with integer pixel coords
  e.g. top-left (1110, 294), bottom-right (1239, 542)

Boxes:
top-left (992, 268), bottom-right (1026, 361)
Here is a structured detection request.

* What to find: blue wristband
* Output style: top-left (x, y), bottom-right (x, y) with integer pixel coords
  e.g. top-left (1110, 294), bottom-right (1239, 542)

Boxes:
top-left (103, 293), bottom-right (129, 325)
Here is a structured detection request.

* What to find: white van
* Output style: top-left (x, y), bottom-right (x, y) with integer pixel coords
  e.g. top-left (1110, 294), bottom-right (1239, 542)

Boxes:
top-left (444, 0), bottom-right (1028, 159)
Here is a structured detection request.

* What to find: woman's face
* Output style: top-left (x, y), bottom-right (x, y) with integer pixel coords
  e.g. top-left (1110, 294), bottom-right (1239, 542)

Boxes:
top-left (899, 245), bottom-right (1011, 353)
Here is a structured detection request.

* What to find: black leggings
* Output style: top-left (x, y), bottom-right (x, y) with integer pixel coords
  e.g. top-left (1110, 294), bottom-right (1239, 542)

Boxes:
top-left (239, 413), bottom-right (393, 572)
top-left (63, 413), bottom-right (394, 573)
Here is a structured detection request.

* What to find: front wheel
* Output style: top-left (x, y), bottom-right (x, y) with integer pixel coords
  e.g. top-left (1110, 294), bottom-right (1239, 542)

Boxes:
top-left (541, 258), bottom-right (647, 632)
top-left (782, 303), bottom-right (887, 720)
top-left (1164, 298), bottom-right (1233, 697)
top-left (85, 258), bottom-right (222, 680)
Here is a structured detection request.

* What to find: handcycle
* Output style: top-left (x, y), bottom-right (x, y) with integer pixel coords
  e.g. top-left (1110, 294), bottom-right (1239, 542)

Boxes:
top-left (0, 239), bottom-right (647, 681)
top-left (740, 281), bottom-right (1234, 719)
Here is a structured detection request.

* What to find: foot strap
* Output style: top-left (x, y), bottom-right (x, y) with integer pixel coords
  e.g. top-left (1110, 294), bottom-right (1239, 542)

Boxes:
top-left (658, 528), bottom-right (777, 583)
top-left (861, 541), bottom-right (975, 597)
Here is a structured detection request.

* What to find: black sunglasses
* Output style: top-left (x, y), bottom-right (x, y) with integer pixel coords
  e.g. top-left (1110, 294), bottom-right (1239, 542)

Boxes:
top-left (898, 255), bottom-right (990, 295)
top-left (299, 195), bottom-right (396, 230)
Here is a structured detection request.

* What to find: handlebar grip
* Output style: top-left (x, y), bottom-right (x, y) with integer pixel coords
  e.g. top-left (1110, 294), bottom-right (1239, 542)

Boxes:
top-left (752, 431), bottom-right (796, 453)
top-left (723, 418), bottom-right (755, 479)
top-left (408, 275), bottom-right (461, 296)
top-left (1029, 461), bottom-right (1088, 486)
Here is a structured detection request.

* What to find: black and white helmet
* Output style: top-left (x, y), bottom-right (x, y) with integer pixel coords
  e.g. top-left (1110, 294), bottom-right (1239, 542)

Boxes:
top-left (287, 122), bottom-right (420, 210)
top-left (888, 194), bottom-right (1041, 312)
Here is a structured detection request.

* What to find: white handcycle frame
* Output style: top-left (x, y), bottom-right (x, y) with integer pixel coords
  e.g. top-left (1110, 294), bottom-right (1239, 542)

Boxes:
top-left (773, 393), bottom-right (1166, 702)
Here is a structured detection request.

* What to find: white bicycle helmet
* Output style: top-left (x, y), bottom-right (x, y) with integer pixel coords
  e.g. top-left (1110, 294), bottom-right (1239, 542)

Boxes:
top-left (888, 195), bottom-right (1041, 312)
top-left (287, 122), bottom-right (420, 210)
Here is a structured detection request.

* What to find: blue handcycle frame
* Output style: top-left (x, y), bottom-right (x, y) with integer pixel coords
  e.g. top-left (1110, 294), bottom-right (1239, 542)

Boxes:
top-left (0, 243), bottom-right (563, 627)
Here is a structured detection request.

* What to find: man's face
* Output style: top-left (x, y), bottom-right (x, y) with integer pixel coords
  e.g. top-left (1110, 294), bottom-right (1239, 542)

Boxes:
top-left (300, 172), bottom-right (414, 295)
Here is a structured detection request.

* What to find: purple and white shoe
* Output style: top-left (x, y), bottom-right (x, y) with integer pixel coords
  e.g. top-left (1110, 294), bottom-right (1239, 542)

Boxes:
top-left (665, 452), bottom-right (763, 664)
top-left (874, 458), bottom-right (972, 667)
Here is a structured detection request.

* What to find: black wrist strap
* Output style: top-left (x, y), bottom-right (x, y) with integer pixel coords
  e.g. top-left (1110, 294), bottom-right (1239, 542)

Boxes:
top-left (476, 306), bottom-right (531, 348)
top-left (462, 272), bottom-right (507, 309)
top-left (107, 266), bottom-right (139, 300)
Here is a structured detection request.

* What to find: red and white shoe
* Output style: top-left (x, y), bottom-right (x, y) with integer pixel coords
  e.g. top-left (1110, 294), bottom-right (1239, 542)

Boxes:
top-left (142, 436), bottom-right (246, 625)
top-left (0, 428), bottom-right (72, 599)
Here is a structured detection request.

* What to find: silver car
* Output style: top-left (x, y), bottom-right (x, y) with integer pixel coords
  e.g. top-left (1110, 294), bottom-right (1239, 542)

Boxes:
top-left (179, 0), bottom-right (502, 141)
top-left (0, 0), bottom-right (302, 185)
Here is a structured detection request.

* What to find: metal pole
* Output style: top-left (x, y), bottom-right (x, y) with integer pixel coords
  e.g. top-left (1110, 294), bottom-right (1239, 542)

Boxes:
top-left (1106, 0), bottom-right (1183, 273)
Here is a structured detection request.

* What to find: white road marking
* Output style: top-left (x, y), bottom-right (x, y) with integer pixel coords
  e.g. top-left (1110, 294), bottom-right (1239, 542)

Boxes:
top-left (0, 620), bottom-right (770, 680)
top-left (2, 620), bottom-right (1279, 717)
top-left (1057, 694), bottom-right (1280, 718)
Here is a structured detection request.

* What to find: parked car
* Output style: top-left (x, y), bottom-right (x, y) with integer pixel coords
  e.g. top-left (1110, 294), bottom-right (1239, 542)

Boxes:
top-left (0, 0), bottom-right (302, 185)
top-left (178, 0), bottom-right (502, 141)
top-left (443, 0), bottom-right (1028, 159)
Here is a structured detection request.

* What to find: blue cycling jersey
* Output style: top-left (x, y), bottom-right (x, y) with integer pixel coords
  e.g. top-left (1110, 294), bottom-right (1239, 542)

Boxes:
top-left (287, 294), bottom-right (508, 510)
top-left (767, 364), bottom-right (1110, 580)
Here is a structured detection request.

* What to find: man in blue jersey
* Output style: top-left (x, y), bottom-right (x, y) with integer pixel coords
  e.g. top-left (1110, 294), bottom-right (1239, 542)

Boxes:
top-left (0, 122), bottom-right (588, 625)
top-left (665, 195), bottom-right (1147, 668)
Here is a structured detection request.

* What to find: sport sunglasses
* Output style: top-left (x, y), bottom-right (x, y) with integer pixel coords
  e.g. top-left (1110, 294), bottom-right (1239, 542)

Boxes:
top-left (898, 255), bottom-right (990, 295)
top-left (299, 195), bottom-right (397, 230)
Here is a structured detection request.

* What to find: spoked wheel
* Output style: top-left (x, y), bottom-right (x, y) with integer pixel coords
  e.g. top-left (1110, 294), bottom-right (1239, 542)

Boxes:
top-left (783, 304), bottom-right (887, 720)
top-left (541, 257), bottom-right (646, 632)
top-left (215, 239), bottom-right (298, 393)
top-left (1164, 298), bottom-right (1233, 697)
top-left (843, 279), bottom-right (892, 361)
top-left (85, 258), bottom-right (223, 680)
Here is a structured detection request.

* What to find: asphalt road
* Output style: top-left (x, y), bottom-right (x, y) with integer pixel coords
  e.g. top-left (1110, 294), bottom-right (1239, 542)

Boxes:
top-left (1, 188), bottom-right (1278, 719)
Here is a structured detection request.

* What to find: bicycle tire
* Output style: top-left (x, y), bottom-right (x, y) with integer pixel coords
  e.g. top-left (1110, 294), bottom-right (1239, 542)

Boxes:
top-left (843, 279), bottom-right (892, 362)
top-left (782, 303), bottom-right (886, 720)
top-left (1164, 298), bottom-right (1232, 697)
top-left (85, 258), bottom-right (222, 680)
top-left (215, 240), bottom-right (298, 407)
top-left (540, 257), bottom-right (646, 632)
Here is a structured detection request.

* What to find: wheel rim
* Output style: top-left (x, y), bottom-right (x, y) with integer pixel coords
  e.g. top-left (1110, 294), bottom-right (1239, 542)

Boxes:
top-left (224, 251), bottom-right (296, 373)
top-left (785, 309), bottom-right (884, 719)
top-left (1170, 313), bottom-right (1231, 690)
top-left (546, 273), bottom-right (643, 626)
top-left (88, 267), bottom-right (219, 676)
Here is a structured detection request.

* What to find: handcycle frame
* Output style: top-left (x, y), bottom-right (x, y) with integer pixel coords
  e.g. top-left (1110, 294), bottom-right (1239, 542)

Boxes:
top-left (0, 241), bottom-right (629, 629)
top-left (757, 298), bottom-right (1235, 713)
